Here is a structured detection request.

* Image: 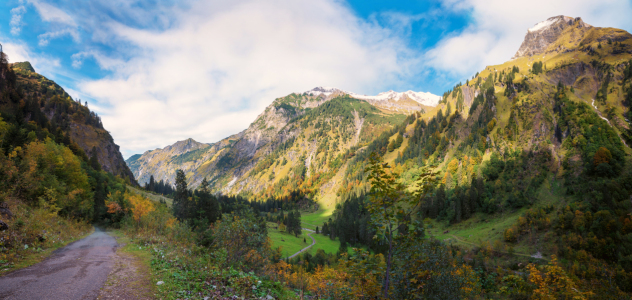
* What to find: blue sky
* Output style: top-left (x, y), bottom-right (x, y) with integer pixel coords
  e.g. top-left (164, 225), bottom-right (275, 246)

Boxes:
top-left (1, 0), bottom-right (631, 158)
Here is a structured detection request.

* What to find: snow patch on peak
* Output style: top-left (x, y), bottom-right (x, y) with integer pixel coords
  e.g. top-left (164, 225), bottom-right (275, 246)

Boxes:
top-left (349, 90), bottom-right (441, 107)
top-left (528, 19), bottom-right (556, 32)
top-left (305, 86), bottom-right (440, 107)
top-left (305, 86), bottom-right (341, 97)
top-left (528, 16), bottom-right (575, 33)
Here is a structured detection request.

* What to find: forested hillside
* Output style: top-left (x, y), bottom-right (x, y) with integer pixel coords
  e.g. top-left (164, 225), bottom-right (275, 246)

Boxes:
top-left (307, 16), bottom-right (632, 298)
top-left (0, 52), bottom-right (138, 271)
top-left (8, 61), bottom-right (135, 181)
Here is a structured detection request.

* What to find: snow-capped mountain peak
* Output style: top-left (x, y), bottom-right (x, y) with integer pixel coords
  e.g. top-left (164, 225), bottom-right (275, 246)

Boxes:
top-left (305, 87), bottom-right (440, 107)
top-left (304, 86), bottom-right (342, 97)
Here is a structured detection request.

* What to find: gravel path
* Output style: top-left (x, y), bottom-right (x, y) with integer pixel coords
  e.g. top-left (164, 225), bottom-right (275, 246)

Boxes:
top-left (0, 228), bottom-right (118, 300)
top-left (288, 228), bottom-right (316, 259)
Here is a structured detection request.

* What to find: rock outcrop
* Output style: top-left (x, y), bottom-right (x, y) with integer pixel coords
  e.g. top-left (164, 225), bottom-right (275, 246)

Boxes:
top-left (513, 16), bottom-right (592, 59)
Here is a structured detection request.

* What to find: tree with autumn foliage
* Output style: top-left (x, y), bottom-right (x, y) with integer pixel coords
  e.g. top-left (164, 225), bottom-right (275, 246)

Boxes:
top-left (364, 152), bottom-right (438, 298)
top-left (128, 193), bottom-right (154, 227)
top-left (208, 205), bottom-right (270, 273)
top-left (527, 255), bottom-right (593, 299)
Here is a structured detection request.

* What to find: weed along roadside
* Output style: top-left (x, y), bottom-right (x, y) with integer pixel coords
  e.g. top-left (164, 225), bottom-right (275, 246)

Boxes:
top-left (97, 230), bottom-right (155, 300)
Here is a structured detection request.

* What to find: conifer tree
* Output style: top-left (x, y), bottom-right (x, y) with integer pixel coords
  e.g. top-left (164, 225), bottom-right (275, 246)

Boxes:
top-left (148, 175), bottom-right (155, 192)
top-left (197, 177), bottom-right (220, 223)
top-left (89, 146), bottom-right (101, 171)
top-left (173, 169), bottom-right (189, 220)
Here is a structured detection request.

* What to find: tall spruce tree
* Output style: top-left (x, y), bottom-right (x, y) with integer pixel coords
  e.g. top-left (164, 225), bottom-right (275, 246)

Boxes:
top-left (197, 177), bottom-right (220, 223)
top-left (173, 169), bottom-right (189, 220)
top-left (89, 146), bottom-right (101, 171)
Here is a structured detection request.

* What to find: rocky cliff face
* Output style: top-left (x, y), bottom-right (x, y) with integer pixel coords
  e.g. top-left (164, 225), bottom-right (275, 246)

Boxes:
top-left (9, 62), bottom-right (136, 183)
top-left (513, 16), bottom-right (592, 59)
top-left (71, 122), bottom-right (135, 180)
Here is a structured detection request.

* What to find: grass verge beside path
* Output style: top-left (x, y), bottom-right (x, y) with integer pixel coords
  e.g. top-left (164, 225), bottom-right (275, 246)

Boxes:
top-left (115, 227), bottom-right (295, 299)
top-left (98, 230), bottom-right (156, 299)
top-left (0, 226), bottom-right (94, 276)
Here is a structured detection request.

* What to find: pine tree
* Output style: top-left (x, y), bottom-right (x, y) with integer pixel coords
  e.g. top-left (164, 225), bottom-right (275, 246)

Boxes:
top-left (173, 169), bottom-right (189, 220)
top-left (294, 210), bottom-right (302, 237)
top-left (436, 185), bottom-right (446, 214)
top-left (93, 174), bottom-right (106, 222)
top-left (197, 177), bottom-right (220, 223)
top-left (148, 175), bottom-right (155, 192)
top-left (286, 211), bottom-right (294, 234)
top-left (89, 146), bottom-right (101, 171)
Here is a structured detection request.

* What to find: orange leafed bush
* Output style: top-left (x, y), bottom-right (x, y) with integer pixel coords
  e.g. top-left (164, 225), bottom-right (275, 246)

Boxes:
top-left (128, 193), bottom-right (154, 226)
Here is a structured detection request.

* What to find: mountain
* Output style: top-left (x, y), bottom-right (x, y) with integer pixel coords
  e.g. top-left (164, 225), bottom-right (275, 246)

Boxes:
top-left (306, 86), bottom-right (441, 108)
top-left (127, 87), bottom-right (438, 205)
top-left (6, 61), bottom-right (136, 183)
top-left (310, 15), bottom-right (632, 296)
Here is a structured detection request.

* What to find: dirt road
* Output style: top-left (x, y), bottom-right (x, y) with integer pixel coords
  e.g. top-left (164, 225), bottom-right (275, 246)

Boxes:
top-left (0, 228), bottom-right (118, 300)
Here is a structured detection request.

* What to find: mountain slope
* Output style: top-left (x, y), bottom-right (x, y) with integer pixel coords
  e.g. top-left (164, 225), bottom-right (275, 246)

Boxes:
top-left (127, 88), bottom-right (436, 203)
top-left (316, 15), bottom-right (632, 296)
top-left (9, 62), bottom-right (136, 182)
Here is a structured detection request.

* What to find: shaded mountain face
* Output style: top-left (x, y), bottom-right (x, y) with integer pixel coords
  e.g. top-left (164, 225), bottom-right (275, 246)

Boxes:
top-left (6, 62), bottom-right (136, 182)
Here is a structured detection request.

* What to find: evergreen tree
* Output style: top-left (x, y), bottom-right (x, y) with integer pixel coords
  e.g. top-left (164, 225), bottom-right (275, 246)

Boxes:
top-left (148, 175), bottom-right (155, 192)
top-left (173, 169), bottom-right (189, 220)
top-left (89, 146), bottom-right (101, 171)
top-left (197, 177), bottom-right (220, 223)
top-left (436, 185), bottom-right (446, 215)
top-left (286, 211), bottom-right (294, 234)
top-left (93, 174), bottom-right (106, 222)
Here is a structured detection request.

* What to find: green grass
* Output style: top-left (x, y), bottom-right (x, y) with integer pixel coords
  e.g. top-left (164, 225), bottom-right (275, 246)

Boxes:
top-left (267, 223), bottom-right (313, 258)
top-left (307, 233), bottom-right (341, 255)
top-left (127, 185), bottom-right (173, 206)
top-left (115, 228), bottom-right (296, 299)
top-left (427, 210), bottom-right (526, 247)
top-left (301, 208), bottom-right (334, 231)
top-left (268, 217), bottom-right (343, 257)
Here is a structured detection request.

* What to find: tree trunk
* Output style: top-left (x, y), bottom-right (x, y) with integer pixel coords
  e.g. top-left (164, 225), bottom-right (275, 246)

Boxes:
top-left (383, 224), bottom-right (393, 298)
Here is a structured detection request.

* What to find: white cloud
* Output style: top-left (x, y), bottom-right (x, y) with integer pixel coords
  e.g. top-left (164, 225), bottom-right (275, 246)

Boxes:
top-left (38, 28), bottom-right (80, 46)
top-left (10, 5), bottom-right (27, 35)
top-left (28, 0), bottom-right (80, 46)
top-left (28, 0), bottom-right (77, 26)
top-left (427, 0), bottom-right (632, 78)
top-left (71, 50), bottom-right (124, 69)
top-left (77, 0), bottom-right (420, 158)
